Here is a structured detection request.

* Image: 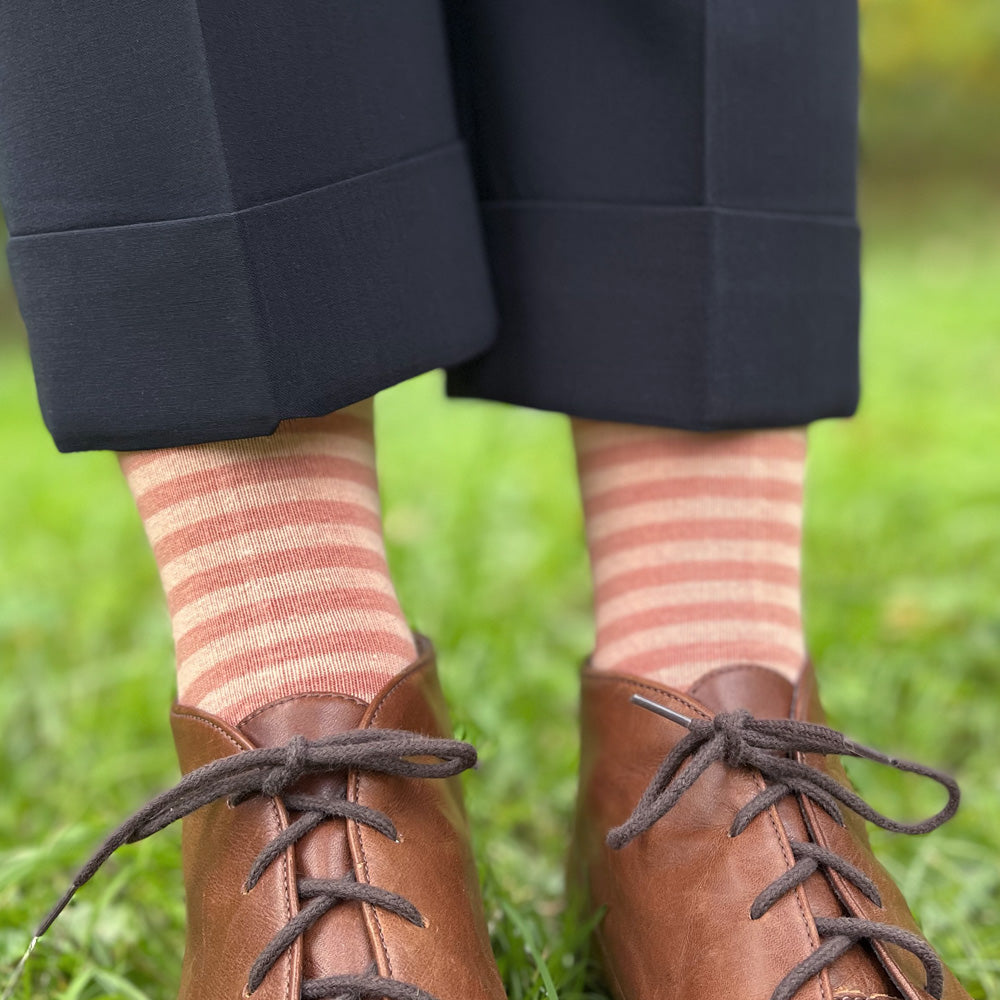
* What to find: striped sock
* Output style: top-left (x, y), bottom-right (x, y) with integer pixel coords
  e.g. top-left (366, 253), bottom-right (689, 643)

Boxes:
top-left (573, 420), bottom-right (806, 690)
top-left (120, 401), bottom-right (417, 725)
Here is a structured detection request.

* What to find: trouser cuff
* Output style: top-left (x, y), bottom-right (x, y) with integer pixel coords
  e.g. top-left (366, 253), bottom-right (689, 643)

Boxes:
top-left (11, 143), bottom-right (497, 452)
top-left (447, 202), bottom-right (860, 429)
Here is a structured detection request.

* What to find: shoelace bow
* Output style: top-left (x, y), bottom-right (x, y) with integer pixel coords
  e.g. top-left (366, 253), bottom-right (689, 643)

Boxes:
top-left (607, 698), bottom-right (961, 1000)
top-left (35, 729), bottom-right (478, 1000)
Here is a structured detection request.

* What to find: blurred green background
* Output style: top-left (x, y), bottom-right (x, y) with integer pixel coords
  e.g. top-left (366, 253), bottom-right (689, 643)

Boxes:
top-left (1, 4), bottom-right (998, 999)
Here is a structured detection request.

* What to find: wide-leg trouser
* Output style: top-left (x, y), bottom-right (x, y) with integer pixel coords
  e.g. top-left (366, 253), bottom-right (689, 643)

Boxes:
top-left (0, 1), bottom-right (860, 453)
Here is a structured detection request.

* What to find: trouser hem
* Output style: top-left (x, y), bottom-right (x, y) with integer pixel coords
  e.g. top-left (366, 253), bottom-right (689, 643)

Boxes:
top-left (447, 201), bottom-right (860, 429)
top-left (11, 142), bottom-right (497, 452)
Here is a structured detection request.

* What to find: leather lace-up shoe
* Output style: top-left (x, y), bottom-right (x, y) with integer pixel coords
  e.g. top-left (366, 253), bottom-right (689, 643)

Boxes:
top-left (38, 637), bottom-right (506, 1000)
top-left (571, 662), bottom-right (972, 1000)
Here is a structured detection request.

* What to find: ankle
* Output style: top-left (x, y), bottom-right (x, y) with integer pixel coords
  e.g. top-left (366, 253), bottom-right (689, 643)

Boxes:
top-left (575, 421), bottom-right (806, 689)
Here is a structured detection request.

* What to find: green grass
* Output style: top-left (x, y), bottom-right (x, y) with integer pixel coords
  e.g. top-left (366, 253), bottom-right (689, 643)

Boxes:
top-left (1, 200), bottom-right (999, 1000)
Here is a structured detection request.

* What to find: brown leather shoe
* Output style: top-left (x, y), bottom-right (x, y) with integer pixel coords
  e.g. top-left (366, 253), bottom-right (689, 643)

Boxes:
top-left (39, 637), bottom-right (506, 1000)
top-left (572, 662), bottom-right (971, 1000)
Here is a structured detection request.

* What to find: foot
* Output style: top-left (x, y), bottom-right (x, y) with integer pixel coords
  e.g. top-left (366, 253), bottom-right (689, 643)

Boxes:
top-left (571, 661), bottom-right (971, 1000)
top-left (41, 637), bottom-right (506, 1000)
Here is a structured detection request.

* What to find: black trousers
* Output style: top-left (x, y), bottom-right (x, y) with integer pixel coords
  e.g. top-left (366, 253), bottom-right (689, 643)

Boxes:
top-left (0, 1), bottom-right (860, 454)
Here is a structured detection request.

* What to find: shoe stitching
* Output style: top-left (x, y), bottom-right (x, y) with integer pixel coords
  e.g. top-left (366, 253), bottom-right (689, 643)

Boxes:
top-left (350, 765), bottom-right (394, 980)
top-left (581, 672), bottom-right (710, 722)
top-left (360, 654), bottom-right (438, 978)
top-left (687, 662), bottom-right (789, 698)
top-left (238, 691), bottom-right (368, 727)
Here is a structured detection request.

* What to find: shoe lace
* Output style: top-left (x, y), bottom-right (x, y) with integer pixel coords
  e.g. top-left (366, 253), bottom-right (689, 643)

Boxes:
top-left (607, 697), bottom-right (961, 1000)
top-left (34, 729), bottom-right (478, 1000)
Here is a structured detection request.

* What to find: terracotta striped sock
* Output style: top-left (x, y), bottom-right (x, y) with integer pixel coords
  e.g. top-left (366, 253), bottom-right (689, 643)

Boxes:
top-left (120, 401), bottom-right (417, 725)
top-left (573, 420), bottom-right (807, 690)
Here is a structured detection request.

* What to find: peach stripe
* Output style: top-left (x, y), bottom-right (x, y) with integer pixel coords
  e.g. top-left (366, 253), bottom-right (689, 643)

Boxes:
top-left (171, 566), bottom-right (396, 636)
top-left (160, 525), bottom-right (388, 592)
top-left (119, 450), bottom-right (178, 475)
top-left (578, 456), bottom-right (805, 494)
top-left (595, 560), bottom-right (800, 603)
top-left (134, 455), bottom-right (377, 518)
top-left (584, 499), bottom-right (803, 540)
top-left (592, 543), bottom-right (800, 588)
top-left (179, 629), bottom-right (416, 707)
top-left (194, 662), bottom-right (404, 722)
top-left (164, 542), bottom-right (391, 613)
top-left (174, 588), bottom-right (406, 660)
top-left (576, 430), bottom-right (806, 468)
top-left (598, 619), bottom-right (803, 663)
top-left (143, 479), bottom-right (379, 544)
top-left (152, 499), bottom-right (382, 565)
top-left (583, 475), bottom-right (803, 514)
top-left (119, 433), bottom-right (371, 483)
top-left (599, 583), bottom-right (800, 626)
top-left (598, 602), bottom-right (801, 645)
top-left (122, 433), bottom-right (376, 494)
top-left (610, 641), bottom-right (805, 681)
top-left (179, 610), bottom-right (413, 684)
top-left (590, 518), bottom-right (801, 562)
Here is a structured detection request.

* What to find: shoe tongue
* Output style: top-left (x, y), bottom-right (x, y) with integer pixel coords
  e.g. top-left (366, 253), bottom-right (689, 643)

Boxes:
top-left (687, 663), bottom-right (796, 719)
top-left (234, 692), bottom-right (378, 980)
top-left (237, 693), bottom-right (369, 747)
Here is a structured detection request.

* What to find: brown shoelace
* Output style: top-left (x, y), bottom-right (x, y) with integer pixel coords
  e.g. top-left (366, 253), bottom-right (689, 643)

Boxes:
top-left (35, 729), bottom-right (478, 1000)
top-left (607, 698), bottom-right (961, 1000)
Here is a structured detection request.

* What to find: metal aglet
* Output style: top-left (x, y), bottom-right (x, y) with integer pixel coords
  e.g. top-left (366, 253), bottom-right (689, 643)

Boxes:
top-left (630, 694), bottom-right (694, 728)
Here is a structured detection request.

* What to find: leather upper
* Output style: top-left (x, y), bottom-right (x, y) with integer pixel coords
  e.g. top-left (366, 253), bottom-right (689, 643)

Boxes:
top-left (170, 637), bottom-right (506, 1000)
top-left (790, 669), bottom-right (969, 1000)
top-left (572, 662), bottom-right (971, 1000)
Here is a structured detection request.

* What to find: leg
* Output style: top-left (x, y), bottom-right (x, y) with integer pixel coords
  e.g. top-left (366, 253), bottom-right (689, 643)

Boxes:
top-left (1, 6), bottom-right (502, 998)
top-left (446, 0), bottom-right (859, 429)
top-left (573, 420), bottom-right (806, 688)
top-left (446, 0), bottom-right (847, 690)
top-left (445, 3), bottom-right (972, 999)
top-left (119, 403), bottom-right (416, 723)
